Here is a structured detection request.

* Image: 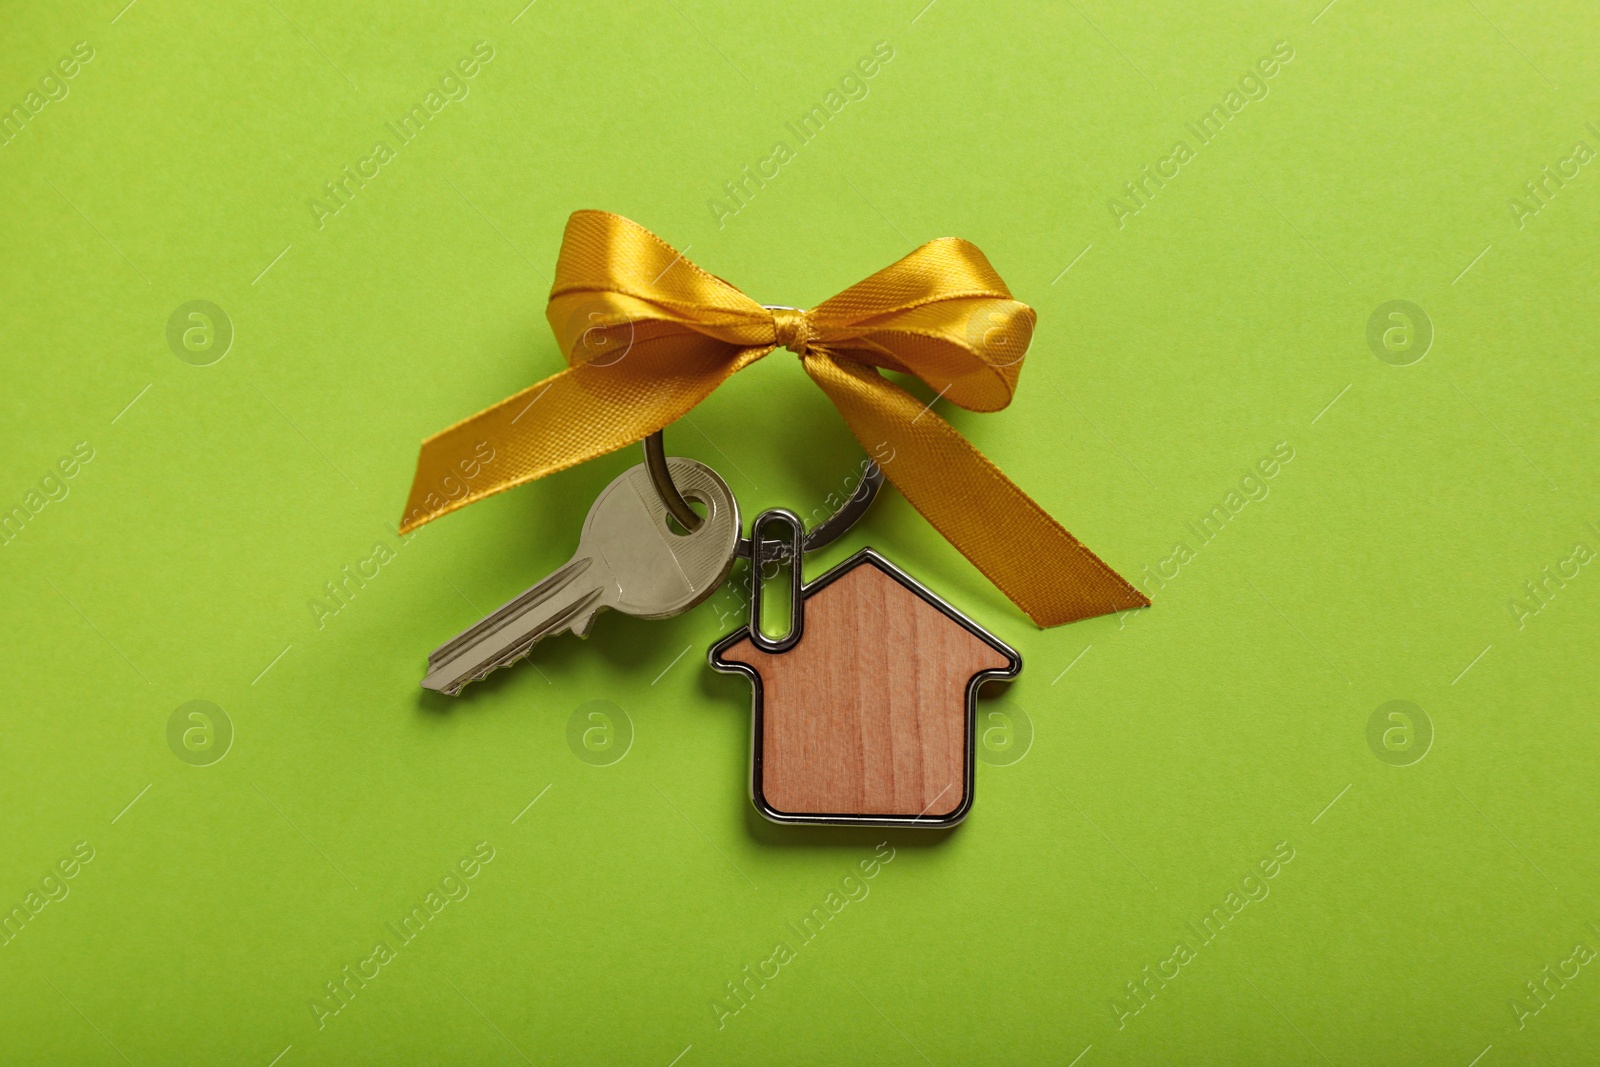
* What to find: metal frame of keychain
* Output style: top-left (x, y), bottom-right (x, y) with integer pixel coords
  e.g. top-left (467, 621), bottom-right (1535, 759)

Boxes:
top-left (644, 428), bottom-right (1021, 829)
top-left (420, 308), bottom-right (1022, 829)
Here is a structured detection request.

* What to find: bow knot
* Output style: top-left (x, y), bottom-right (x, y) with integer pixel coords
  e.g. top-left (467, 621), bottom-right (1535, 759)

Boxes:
top-left (401, 210), bottom-right (1147, 627)
top-left (770, 307), bottom-right (814, 357)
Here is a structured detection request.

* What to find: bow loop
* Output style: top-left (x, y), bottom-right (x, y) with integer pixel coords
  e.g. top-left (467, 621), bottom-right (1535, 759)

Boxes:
top-left (401, 210), bottom-right (1147, 627)
top-left (805, 295), bottom-right (1035, 413)
top-left (800, 238), bottom-right (1037, 413)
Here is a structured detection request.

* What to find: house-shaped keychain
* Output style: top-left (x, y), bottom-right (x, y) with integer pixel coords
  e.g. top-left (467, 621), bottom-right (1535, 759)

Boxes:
top-left (711, 514), bottom-right (1021, 828)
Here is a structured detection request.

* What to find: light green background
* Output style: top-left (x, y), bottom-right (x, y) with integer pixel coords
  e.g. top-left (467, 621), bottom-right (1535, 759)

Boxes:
top-left (2, 0), bottom-right (1597, 1063)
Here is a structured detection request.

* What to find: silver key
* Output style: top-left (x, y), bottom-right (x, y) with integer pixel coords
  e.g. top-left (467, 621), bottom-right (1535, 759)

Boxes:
top-left (422, 458), bottom-right (740, 695)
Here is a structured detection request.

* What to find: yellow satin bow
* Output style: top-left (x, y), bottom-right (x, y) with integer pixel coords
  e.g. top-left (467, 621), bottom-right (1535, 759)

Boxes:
top-left (400, 210), bottom-right (1147, 626)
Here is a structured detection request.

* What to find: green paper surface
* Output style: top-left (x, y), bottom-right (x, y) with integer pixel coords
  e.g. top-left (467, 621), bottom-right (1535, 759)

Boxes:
top-left (3, 0), bottom-right (1598, 1062)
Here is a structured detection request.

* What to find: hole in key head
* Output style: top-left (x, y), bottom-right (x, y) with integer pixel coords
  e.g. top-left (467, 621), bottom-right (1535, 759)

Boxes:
top-left (664, 496), bottom-right (708, 536)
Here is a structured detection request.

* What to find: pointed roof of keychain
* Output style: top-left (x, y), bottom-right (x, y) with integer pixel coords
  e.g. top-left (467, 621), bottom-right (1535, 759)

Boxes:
top-left (400, 210), bottom-right (1149, 627)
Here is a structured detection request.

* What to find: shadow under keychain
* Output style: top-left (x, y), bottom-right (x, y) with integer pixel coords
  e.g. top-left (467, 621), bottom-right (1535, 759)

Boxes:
top-left (400, 210), bottom-right (1149, 827)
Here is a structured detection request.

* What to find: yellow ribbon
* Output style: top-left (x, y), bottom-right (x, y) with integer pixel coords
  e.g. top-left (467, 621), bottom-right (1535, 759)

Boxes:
top-left (401, 210), bottom-right (1148, 626)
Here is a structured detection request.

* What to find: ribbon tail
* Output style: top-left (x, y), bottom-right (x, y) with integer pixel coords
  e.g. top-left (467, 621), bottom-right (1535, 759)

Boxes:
top-left (400, 341), bottom-right (768, 534)
top-left (802, 355), bottom-right (1150, 627)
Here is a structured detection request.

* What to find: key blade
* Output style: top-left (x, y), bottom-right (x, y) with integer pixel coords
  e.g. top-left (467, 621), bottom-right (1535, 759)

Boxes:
top-left (423, 586), bottom-right (603, 695)
top-left (428, 556), bottom-right (592, 669)
top-left (422, 556), bottom-right (605, 695)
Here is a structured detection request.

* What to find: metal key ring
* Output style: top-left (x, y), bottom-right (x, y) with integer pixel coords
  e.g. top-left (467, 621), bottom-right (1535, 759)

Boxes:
top-left (642, 430), bottom-right (883, 563)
